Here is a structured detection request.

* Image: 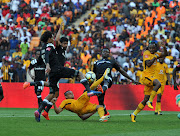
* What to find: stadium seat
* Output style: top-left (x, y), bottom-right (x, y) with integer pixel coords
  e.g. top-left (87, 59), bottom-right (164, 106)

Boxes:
top-left (29, 37), bottom-right (40, 51)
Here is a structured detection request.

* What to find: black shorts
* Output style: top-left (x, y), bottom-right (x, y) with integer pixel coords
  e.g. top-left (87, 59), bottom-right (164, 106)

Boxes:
top-left (49, 67), bottom-right (77, 93)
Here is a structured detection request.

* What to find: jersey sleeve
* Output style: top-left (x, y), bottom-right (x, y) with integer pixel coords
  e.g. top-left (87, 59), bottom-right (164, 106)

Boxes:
top-left (93, 61), bottom-right (97, 73)
top-left (59, 100), bottom-right (70, 109)
top-left (164, 64), bottom-right (169, 73)
top-left (28, 59), bottom-right (37, 70)
top-left (143, 50), bottom-right (151, 61)
top-left (45, 46), bottom-right (53, 64)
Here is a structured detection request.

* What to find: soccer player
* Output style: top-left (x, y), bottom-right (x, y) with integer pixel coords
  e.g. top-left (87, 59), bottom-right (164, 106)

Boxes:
top-left (172, 64), bottom-right (180, 90)
top-left (130, 43), bottom-right (167, 122)
top-left (93, 48), bottom-right (139, 118)
top-left (0, 83), bottom-right (4, 102)
top-left (27, 51), bottom-right (46, 108)
top-left (150, 58), bottom-right (171, 115)
top-left (52, 90), bottom-right (109, 122)
top-left (26, 29), bottom-right (93, 122)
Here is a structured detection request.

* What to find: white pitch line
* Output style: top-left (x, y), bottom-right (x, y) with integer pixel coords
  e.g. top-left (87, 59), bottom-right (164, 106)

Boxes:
top-left (0, 113), bottom-right (178, 118)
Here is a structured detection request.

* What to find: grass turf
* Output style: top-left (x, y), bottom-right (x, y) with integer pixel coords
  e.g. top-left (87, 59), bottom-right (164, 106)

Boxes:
top-left (0, 108), bottom-right (179, 136)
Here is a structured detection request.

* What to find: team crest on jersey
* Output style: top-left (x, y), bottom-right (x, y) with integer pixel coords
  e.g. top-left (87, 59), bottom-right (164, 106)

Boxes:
top-left (46, 47), bottom-right (51, 51)
top-left (145, 55), bottom-right (149, 58)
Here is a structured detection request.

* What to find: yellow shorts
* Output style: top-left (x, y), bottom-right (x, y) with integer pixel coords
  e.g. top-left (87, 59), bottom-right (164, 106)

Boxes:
top-left (79, 102), bottom-right (97, 116)
top-left (157, 85), bottom-right (165, 95)
top-left (142, 75), bottom-right (156, 87)
top-left (142, 75), bottom-right (156, 95)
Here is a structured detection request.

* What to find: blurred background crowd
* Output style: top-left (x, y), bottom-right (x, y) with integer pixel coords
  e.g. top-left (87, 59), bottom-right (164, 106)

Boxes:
top-left (0, 0), bottom-right (179, 85)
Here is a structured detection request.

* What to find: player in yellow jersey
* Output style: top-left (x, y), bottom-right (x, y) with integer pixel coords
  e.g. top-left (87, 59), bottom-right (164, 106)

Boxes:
top-left (130, 43), bottom-right (167, 122)
top-left (149, 58), bottom-right (170, 115)
top-left (52, 69), bottom-right (111, 122)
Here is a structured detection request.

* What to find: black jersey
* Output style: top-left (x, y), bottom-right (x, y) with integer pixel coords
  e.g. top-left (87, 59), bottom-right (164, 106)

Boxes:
top-left (8, 69), bottom-right (17, 82)
top-left (28, 58), bottom-right (46, 81)
top-left (41, 43), bottom-right (61, 72)
top-left (93, 57), bottom-right (121, 80)
top-left (56, 45), bottom-right (66, 66)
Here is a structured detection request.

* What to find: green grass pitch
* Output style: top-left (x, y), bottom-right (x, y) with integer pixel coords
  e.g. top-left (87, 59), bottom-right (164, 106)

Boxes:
top-left (0, 108), bottom-right (179, 136)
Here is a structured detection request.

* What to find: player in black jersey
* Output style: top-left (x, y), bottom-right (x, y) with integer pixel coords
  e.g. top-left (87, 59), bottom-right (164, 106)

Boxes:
top-left (25, 28), bottom-right (93, 122)
top-left (94, 48), bottom-right (139, 117)
top-left (27, 51), bottom-right (46, 108)
top-left (0, 83), bottom-right (4, 102)
top-left (173, 64), bottom-right (180, 90)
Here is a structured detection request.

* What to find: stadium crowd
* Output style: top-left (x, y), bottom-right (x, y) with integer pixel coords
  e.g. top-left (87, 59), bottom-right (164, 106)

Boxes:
top-left (0, 0), bottom-right (179, 84)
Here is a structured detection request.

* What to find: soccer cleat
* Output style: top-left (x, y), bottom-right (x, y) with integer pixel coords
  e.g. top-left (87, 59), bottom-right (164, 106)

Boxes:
top-left (158, 111), bottom-right (163, 115)
top-left (154, 112), bottom-right (158, 115)
top-left (23, 82), bottom-right (30, 89)
top-left (42, 111), bottom-right (50, 120)
top-left (96, 85), bottom-right (104, 93)
top-left (87, 91), bottom-right (102, 97)
top-left (147, 101), bottom-right (154, 109)
top-left (130, 113), bottom-right (136, 122)
top-left (34, 110), bottom-right (40, 122)
top-left (104, 111), bottom-right (110, 118)
top-left (99, 116), bottom-right (109, 122)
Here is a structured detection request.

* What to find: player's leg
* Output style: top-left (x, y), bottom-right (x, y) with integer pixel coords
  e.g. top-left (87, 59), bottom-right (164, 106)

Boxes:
top-left (35, 86), bottom-right (43, 108)
top-left (34, 74), bottom-right (57, 122)
top-left (23, 80), bottom-right (49, 89)
top-left (0, 83), bottom-right (4, 102)
top-left (42, 83), bottom-right (59, 120)
top-left (90, 68), bottom-right (110, 90)
top-left (156, 85), bottom-right (164, 115)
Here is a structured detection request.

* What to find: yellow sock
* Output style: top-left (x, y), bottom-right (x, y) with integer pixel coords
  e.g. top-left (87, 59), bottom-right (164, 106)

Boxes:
top-left (133, 103), bottom-right (145, 116)
top-left (98, 107), bottom-right (105, 118)
top-left (90, 75), bottom-right (104, 90)
top-left (157, 102), bottom-right (161, 112)
top-left (155, 102), bottom-right (158, 112)
top-left (149, 90), bottom-right (157, 103)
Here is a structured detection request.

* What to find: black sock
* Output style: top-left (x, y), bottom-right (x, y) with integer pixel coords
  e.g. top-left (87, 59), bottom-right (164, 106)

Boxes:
top-left (104, 107), bottom-right (108, 115)
top-left (45, 102), bottom-right (53, 113)
top-left (38, 99), bottom-right (48, 113)
top-left (37, 95), bottom-right (42, 108)
top-left (102, 85), bottom-right (108, 93)
top-left (80, 79), bottom-right (91, 92)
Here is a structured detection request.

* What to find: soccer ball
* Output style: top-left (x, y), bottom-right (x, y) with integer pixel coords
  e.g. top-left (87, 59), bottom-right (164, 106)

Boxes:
top-left (85, 71), bottom-right (96, 83)
top-left (177, 113), bottom-right (180, 119)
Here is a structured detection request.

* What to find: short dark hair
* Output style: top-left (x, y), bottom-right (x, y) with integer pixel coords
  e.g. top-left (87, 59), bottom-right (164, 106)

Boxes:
top-left (60, 37), bottom-right (68, 43)
top-left (40, 31), bottom-right (52, 43)
top-left (64, 90), bottom-right (71, 96)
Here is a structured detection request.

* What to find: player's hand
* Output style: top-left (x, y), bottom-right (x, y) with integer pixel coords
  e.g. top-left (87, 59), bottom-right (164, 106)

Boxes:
top-left (174, 83), bottom-right (179, 90)
top-left (46, 63), bottom-right (51, 74)
top-left (51, 98), bottom-right (57, 104)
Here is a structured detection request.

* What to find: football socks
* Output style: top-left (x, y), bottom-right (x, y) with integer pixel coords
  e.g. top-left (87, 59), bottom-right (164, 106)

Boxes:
top-left (133, 102), bottom-right (145, 116)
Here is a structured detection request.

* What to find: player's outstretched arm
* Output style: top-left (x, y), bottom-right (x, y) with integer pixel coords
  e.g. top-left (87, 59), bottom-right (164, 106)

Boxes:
top-left (173, 67), bottom-right (179, 90)
top-left (119, 67), bottom-right (140, 84)
top-left (52, 98), bottom-right (63, 114)
top-left (55, 22), bottom-right (63, 46)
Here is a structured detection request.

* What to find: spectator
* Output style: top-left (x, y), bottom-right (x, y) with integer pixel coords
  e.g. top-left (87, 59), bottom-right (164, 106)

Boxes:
top-left (2, 51), bottom-right (12, 63)
top-left (9, 33), bottom-right (19, 54)
top-left (2, 25), bottom-right (13, 38)
top-left (20, 39), bottom-right (29, 60)
top-left (8, 65), bottom-right (17, 82)
top-left (12, 47), bottom-right (22, 59)
top-left (16, 62), bottom-right (26, 82)
top-left (1, 61), bottom-right (10, 82)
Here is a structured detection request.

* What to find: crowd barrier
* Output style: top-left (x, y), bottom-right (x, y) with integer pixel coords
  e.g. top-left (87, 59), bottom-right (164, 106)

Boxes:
top-left (0, 83), bottom-right (179, 111)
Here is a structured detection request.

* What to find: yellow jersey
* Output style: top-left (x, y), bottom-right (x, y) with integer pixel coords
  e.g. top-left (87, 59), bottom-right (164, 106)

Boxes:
top-left (136, 70), bottom-right (143, 84)
top-left (60, 99), bottom-right (78, 113)
top-left (143, 50), bottom-right (161, 77)
top-left (154, 62), bottom-right (168, 85)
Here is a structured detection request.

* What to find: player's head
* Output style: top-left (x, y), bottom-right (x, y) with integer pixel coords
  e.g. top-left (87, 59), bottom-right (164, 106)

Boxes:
top-left (60, 37), bottom-right (68, 48)
top-left (102, 48), bottom-right (110, 58)
top-left (148, 42), bottom-right (157, 54)
top-left (40, 31), bottom-right (54, 43)
top-left (35, 50), bottom-right (40, 59)
top-left (159, 58), bottom-right (164, 64)
top-left (64, 90), bottom-right (74, 99)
